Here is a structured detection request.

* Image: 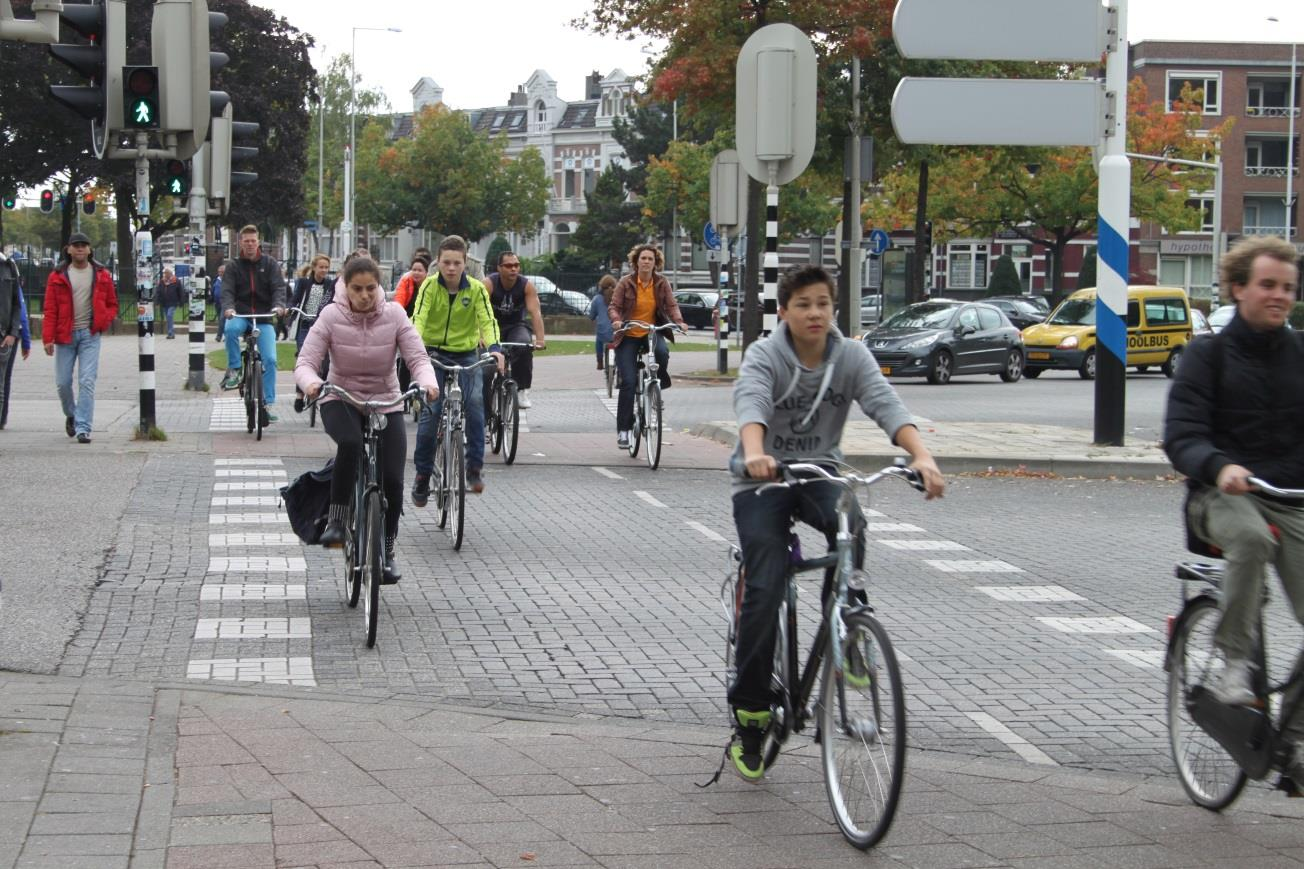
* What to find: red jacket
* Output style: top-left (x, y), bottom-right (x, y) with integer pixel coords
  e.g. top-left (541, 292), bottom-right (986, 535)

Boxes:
top-left (43, 261), bottom-right (119, 345)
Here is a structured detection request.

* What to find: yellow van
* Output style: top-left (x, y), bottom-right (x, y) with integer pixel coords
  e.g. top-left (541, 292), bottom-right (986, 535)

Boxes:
top-left (1021, 286), bottom-right (1193, 380)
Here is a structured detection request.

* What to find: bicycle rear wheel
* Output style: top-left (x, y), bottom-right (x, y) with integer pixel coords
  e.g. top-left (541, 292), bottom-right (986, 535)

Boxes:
top-left (605, 348), bottom-right (615, 398)
top-left (251, 359), bottom-right (264, 441)
top-left (361, 488), bottom-right (383, 647)
top-left (503, 382), bottom-right (520, 465)
top-left (434, 429), bottom-right (449, 529)
top-left (450, 438), bottom-right (466, 550)
top-left (342, 494), bottom-right (361, 608)
top-left (1168, 596), bottom-right (1248, 810)
top-left (821, 610), bottom-right (905, 849)
top-left (489, 378), bottom-right (504, 455)
top-left (645, 382), bottom-right (662, 470)
top-left (627, 383), bottom-right (643, 458)
top-left (761, 588), bottom-right (798, 769)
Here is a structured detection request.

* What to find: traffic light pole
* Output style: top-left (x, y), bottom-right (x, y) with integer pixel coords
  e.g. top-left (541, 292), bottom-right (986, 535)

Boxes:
top-left (187, 145), bottom-right (208, 392)
top-left (133, 133), bottom-right (157, 435)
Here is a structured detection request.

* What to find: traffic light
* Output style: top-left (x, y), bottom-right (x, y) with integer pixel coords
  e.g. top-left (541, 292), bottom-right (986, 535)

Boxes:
top-left (122, 65), bottom-right (160, 130)
top-left (39, 190), bottom-right (54, 214)
top-left (1, 195), bottom-right (15, 210)
top-left (164, 159), bottom-right (189, 197)
top-left (82, 192), bottom-right (97, 215)
top-left (922, 220), bottom-right (933, 253)
top-left (152, 0), bottom-right (229, 160)
top-left (47, 0), bottom-right (125, 159)
top-left (208, 103), bottom-right (259, 214)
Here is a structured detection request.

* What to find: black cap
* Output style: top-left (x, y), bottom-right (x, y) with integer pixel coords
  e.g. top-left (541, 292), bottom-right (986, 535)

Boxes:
top-left (67, 232), bottom-right (91, 246)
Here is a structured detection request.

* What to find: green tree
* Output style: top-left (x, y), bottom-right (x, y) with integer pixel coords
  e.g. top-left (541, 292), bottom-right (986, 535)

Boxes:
top-left (485, 235), bottom-right (513, 269)
top-left (986, 255), bottom-right (1021, 295)
top-left (570, 166), bottom-right (642, 269)
top-left (1078, 247), bottom-right (1098, 290)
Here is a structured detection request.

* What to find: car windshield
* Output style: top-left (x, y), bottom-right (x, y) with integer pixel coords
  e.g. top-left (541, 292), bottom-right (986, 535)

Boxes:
top-left (1048, 298), bottom-right (1095, 326)
top-left (1007, 299), bottom-right (1043, 316)
top-left (880, 303), bottom-right (957, 330)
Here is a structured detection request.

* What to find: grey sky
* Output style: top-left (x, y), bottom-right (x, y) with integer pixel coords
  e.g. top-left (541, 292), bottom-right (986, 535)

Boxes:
top-left (250, 0), bottom-right (1302, 116)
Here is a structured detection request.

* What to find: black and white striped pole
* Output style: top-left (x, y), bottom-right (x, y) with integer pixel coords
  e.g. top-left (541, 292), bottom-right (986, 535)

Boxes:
top-left (134, 229), bottom-right (157, 435)
top-left (735, 24), bottom-right (817, 340)
top-left (717, 228), bottom-right (730, 373)
top-left (187, 146), bottom-right (208, 392)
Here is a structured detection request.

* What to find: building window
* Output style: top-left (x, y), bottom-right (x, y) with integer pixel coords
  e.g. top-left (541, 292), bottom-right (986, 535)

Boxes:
top-left (563, 170), bottom-right (576, 198)
top-left (947, 243), bottom-right (989, 289)
top-left (1181, 196), bottom-right (1215, 233)
top-left (1167, 71), bottom-right (1220, 115)
top-left (535, 100), bottom-right (547, 124)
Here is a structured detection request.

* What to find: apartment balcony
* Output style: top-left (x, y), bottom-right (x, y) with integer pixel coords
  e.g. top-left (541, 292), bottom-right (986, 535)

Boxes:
top-left (1241, 226), bottom-right (1296, 237)
top-left (1244, 165), bottom-right (1300, 177)
top-left (549, 197), bottom-right (587, 216)
top-left (1245, 105), bottom-right (1300, 118)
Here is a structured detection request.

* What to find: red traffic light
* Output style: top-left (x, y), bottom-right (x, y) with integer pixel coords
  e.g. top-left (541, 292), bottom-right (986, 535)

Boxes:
top-left (82, 192), bottom-right (96, 215)
top-left (39, 190), bottom-right (54, 213)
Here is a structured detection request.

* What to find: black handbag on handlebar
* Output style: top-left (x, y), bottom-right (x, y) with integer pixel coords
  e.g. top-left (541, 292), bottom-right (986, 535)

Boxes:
top-left (280, 459), bottom-right (335, 544)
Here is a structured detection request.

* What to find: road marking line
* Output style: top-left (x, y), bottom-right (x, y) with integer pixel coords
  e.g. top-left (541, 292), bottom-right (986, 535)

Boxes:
top-left (864, 522), bottom-right (925, 533)
top-left (214, 459), bottom-right (284, 466)
top-left (878, 539), bottom-right (970, 551)
top-left (194, 618), bottom-right (311, 640)
top-left (214, 469), bottom-right (287, 478)
top-left (187, 657), bottom-right (316, 686)
top-left (1037, 616), bottom-right (1155, 634)
top-left (634, 490), bottom-right (669, 509)
top-left (592, 467), bottom-right (624, 480)
top-left (208, 533), bottom-right (301, 547)
top-left (211, 496), bottom-right (280, 507)
top-left (209, 513), bottom-right (286, 525)
top-left (685, 521), bottom-right (727, 543)
top-left (214, 482), bottom-right (282, 492)
top-left (208, 556), bottom-right (306, 573)
top-left (926, 559), bottom-right (1022, 573)
top-left (975, 585), bottom-right (1083, 602)
top-left (200, 584), bottom-right (307, 601)
top-left (1104, 649), bottom-right (1165, 669)
top-left (966, 711), bottom-right (1058, 766)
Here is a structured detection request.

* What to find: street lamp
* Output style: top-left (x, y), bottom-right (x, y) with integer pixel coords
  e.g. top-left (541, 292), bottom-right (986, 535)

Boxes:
top-left (1268, 16), bottom-right (1298, 239)
top-left (348, 25), bottom-right (402, 254)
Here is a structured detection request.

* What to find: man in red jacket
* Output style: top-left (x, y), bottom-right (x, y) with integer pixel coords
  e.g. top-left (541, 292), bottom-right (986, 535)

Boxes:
top-left (42, 232), bottom-right (119, 443)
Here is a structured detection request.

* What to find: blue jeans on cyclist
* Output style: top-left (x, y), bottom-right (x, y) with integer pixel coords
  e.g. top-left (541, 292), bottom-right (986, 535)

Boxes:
top-left (729, 479), bottom-right (866, 714)
top-left (414, 348), bottom-right (485, 476)
top-left (223, 315), bottom-right (278, 404)
top-left (614, 333), bottom-right (669, 432)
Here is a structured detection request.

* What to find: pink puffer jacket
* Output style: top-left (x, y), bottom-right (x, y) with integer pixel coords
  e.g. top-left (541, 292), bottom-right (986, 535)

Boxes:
top-left (294, 292), bottom-right (436, 412)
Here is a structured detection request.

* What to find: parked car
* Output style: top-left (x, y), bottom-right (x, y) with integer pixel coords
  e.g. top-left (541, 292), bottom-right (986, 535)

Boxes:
top-left (862, 299), bottom-right (1025, 384)
top-left (536, 292), bottom-right (587, 316)
top-left (859, 294), bottom-right (882, 328)
top-left (524, 274), bottom-right (560, 295)
top-left (675, 290), bottom-right (720, 329)
top-left (985, 296), bottom-right (1047, 330)
top-left (1208, 304), bottom-right (1235, 333)
top-left (1191, 308), bottom-right (1214, 337)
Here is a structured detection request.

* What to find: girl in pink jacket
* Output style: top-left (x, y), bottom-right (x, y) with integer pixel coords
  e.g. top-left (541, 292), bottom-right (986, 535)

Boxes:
top-left (295, 256), bottom-right (438, 583)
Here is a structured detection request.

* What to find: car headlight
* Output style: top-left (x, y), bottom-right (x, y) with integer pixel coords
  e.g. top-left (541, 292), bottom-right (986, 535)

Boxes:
top-left (1057, 335), bottom-right (1079, 349)
top-left (902, 333), bottom-right (941, 351)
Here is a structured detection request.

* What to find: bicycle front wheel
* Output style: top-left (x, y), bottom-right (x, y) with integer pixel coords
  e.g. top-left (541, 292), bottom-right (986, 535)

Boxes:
top-left (605, 348), bottom-right (615, 398)
top-left (1168, 596), bottom-right (1248, 810)
top-left (251, 359), bottom-right (264, 441)
top-left (503, 382), bottom-right (520, 465)
top-left (628, 384), bottom-right (643, 458)
top-left (361, 488), bottom-right (383, 647)
top-left (342, 495), bottom-right (361, 608)
top-left (489, 380), bottom-right (504, 455)
top-left (434, 429), bottom-right (449, 529)
top-left (821, 610), bottom-right (905, 850)
top-left (645, 382), bottom-right (662, 470)
top-left (450, 437), bottom-right (466, 550)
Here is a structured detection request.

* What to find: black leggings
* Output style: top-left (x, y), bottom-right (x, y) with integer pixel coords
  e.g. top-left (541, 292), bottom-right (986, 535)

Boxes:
top-left (320, 401), bottom-right (407, 539)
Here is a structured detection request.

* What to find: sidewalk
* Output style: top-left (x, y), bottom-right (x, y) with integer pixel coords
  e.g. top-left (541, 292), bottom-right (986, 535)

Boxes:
top-left (4, 670), bottom-right (1302, 869)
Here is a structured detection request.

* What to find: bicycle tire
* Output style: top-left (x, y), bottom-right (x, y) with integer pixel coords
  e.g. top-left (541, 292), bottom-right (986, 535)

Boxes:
top-left (1168, 596), bottom-right (1248, 810)
top-left (342, 491), bottom-right (361, 608)
top-left (628, 381), bottom-right (643, 458)
top-left (821, 610), bottom-right (905, 849)
top-left (251, 359), bottom-right (264, 441)
top-left (605, 349), bottom-right (615, 398)
top-left (242, 353), bottom-right (254, 432)
top-left (645, 382), bottom-right (662, 470)
top-left (503, 382), bottom-right (520, 465)
top-left (450, 435), bottom-right (466, 550)
top-left (761, 586), bottom-right (798, 769)
top-left (434, 428), bottom-right (449, 530)
top-left (361, 488), bottom-right (383, 648)
top-left (489, 377), bottom-right (504, 455)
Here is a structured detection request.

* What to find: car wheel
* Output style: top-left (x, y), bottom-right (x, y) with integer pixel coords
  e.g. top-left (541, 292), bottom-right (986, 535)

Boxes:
top-left (926, 349), bottom-right (953, 385)
top-left (1078, 348), bottom-right (1096, 380)
top-left (1000, 348), bottom-right (1024, 382)
top-left (1162, 347), bottom-right (1183, 378)
top-left (1136, 365), bottom-right (1150, 373)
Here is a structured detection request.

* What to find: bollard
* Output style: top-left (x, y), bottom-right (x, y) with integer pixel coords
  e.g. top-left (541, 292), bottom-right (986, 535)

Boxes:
top-left (137, 306), bottom-right (156, 434)
top-left (187, 290), bottom-right (206, 390)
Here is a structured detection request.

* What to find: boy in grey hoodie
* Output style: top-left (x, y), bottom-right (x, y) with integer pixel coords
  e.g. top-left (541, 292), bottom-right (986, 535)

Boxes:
top-left (727, 265), bottom-right (944, 782)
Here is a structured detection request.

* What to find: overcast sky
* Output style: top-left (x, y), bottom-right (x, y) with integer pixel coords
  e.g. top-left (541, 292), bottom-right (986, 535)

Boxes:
top-left (252, 0), bottom-right (1303, 114)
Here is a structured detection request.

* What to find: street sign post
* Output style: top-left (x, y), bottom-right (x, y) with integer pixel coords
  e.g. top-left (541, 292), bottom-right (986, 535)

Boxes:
top-left (709, 150), bottom-right (750, 372)
top-left (703, 221), bottom-right (721, 251)
top-left (892, 0), bottom-right (1131, 446)
top-left (868, 228), bottom-right (890, 256)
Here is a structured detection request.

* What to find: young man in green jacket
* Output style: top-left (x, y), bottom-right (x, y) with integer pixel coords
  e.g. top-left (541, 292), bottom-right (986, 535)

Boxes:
top-left (411, 235), bottom-right (503, 499)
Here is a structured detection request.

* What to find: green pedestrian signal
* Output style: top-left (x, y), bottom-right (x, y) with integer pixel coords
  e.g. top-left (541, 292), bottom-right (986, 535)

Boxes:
top-left (122, 65), bottom-right (159, 130)
top-left (1, 195), bottom-right (15, 210)
top-left (164, 159), bottom-right (188, 197)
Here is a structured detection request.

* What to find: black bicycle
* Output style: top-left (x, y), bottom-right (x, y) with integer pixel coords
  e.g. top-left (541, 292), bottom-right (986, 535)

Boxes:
top-left (428, 353), bottom-right (497, 551)
top-left (308, 382), bottom-right (428, 648)
top-left (486, 341), bottom-right (535, 466)
top-left (226, 312), bottom-right (279, 441)
top-left (1167, 476), bottom-right (1304, 809)
top-left (721, 460), bottom-right (925, 848)
top-left (612, 321), bottom-right (683, 470)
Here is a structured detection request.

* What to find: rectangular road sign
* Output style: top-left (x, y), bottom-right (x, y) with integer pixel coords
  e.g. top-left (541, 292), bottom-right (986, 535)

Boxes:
top-left (894, 0), bottom-right (1108, 62)
top-left (892, 78), bottom-right (1103, 147)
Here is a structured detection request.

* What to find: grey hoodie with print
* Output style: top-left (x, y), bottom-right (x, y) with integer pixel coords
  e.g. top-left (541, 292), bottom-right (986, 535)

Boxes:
top-left (730, 321), bottom-right (916, 494)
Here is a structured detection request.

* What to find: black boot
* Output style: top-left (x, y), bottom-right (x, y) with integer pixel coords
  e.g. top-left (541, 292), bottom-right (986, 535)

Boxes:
top-left (319, 504), bottom-right (348, 547)
top-left (382, 535), bottom-right (400, 584)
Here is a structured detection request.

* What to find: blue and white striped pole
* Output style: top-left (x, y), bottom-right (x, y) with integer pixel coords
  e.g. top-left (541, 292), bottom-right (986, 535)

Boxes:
top-left (1094, 0), bottom-right (1130, 446)
top-left (762, 182), bottom-right (779, 335)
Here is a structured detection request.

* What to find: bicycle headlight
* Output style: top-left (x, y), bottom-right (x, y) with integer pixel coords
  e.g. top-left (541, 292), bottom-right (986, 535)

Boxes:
top-left (901, 332), bottom-right (941, 351)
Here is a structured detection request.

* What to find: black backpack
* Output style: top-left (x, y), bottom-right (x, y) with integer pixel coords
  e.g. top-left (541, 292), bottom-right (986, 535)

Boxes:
top-left (279, 460), bottom-right (335, 544)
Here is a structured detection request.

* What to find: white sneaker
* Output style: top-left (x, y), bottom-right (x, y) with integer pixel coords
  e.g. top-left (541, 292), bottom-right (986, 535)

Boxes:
top-left (1211, 657), bottom-right (1257, 706)
top-left (517, 389), bottom-right (532, 409)
top-left (617, 430), bottom-right (630, 449)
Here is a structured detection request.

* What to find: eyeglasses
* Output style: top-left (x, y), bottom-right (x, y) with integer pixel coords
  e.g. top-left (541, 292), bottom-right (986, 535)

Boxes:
top-left (500, 262), bottom-right (521, 269)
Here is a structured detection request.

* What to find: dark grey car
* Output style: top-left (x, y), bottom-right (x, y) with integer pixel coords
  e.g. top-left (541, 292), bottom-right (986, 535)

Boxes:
top-left (862, 300), bottom-right (1025, 384)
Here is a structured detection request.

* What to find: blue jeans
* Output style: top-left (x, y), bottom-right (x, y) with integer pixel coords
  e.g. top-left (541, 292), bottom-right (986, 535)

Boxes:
top-left (162, 305), bottom-right (176, 337)
top-left (223, 316), bottom-right (278, 404)
top-left (414, 349), bottom-right (485, 475)
top-left (728, 479), bottom-right (865, 712)
top-left (55, 328), bottom-right (101, 436)
top-left (615, 334), bottom-right (668, 431)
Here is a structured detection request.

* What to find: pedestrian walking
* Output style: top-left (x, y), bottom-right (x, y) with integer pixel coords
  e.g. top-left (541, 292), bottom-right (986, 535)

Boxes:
top-left (588, 274), bottom-right (616, 371)
top-left (211, 264), bottom-right (225, 342)
top-left (42, 231), bottom-right (119, 444)
top-left (158, 268), bottom-right (182, 338)
top-left (0, 251), bottom-right (26, 430)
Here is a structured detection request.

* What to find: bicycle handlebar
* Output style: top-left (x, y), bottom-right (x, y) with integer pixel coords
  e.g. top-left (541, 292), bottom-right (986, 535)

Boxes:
top-left (613, 321), bottom-right (686, 337)
top-left (749, 458), bottom-right (926, 496)
top-left (307, 382), bottom-right (428, 413)
top-left (1247, 477), bottom-right (1304, 499)
top-left (428, 354), bottom-right (499, 374)
top-left (497, 341), bottom-right (539, 350)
